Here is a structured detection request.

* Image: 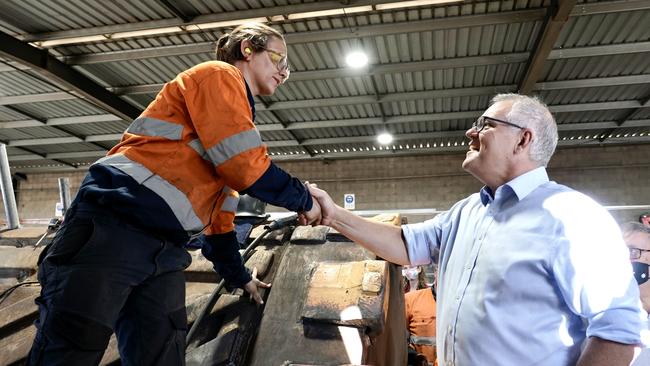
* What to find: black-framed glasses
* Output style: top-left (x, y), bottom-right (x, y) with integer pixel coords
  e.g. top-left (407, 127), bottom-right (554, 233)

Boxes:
top-left (629, 247), bottom-right (650, 260)
top-left (473, 115), bottom-right (525, 133)
top-left (263, 48), bottom-right (290, 76)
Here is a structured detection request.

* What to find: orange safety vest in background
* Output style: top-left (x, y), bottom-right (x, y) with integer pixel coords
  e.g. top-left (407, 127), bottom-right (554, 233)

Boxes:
top-left (405, 288), bottom-right (437, 366)
top-left (97, 61), bottom-right (270, 236)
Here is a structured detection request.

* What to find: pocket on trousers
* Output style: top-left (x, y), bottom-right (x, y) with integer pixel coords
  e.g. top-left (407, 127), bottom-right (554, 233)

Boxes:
top-left (169, 307), bottom-right (188, 331)
top-left (47, 309), bottom-right (112, 351)
top-left (45, 217), bottom-right (95, 265)
top-left (155, 307), bottom-right (187, 366)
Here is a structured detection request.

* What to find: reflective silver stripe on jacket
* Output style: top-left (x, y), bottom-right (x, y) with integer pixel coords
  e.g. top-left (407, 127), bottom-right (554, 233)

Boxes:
top-left (95, 154), bottom-right (204, 233)
top-left (126, 117), bottom-right (184, 140)
top-left (206, 129), bottom-right (263, 166)
top-left (221, 186), bottom-right (239, 213)
top-left (188, 139), bottom-right (210, 161)
top-left (410, 335), bottom-right (436, 346)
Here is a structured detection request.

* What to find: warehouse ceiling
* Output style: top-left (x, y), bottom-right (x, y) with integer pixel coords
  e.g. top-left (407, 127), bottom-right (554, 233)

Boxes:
top-left (0, 0), bottom-right (648, 172)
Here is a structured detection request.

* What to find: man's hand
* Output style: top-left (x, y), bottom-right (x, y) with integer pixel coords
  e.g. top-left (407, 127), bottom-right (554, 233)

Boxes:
top-left (243, 267), bottom-right (271, 305)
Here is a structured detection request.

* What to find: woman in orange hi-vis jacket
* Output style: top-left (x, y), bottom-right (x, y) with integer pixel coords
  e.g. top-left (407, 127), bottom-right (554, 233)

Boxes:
top-left (28, 23), bottom-right (320, 366)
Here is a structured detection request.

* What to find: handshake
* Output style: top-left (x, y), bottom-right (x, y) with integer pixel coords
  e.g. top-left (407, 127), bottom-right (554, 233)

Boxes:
top-left (297, 181), bottom-right (336, 227)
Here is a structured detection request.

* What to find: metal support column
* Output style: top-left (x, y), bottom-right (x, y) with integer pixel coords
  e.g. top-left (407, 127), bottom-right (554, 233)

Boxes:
top-left (0, 144), bottom-right (20, 229)
top-left (58, 177), bottom-right (71, 215)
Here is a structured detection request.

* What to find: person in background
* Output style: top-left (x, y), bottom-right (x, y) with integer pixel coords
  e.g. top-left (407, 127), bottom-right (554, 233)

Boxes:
top-left (405, 264), bottom-right (437, 366)
top-left (29, 22), bottom-right (320, 366)
top-left (621, 222), bottom-right (650, 365)
top-left (403, 265), bottom-right (421, 293)
top-left (639, 212), bottom-right (650, 228)
top-left (307, 93), bottom-right (646, 365)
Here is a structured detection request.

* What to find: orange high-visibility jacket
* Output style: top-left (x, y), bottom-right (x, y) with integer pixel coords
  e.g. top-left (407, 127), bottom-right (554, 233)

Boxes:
top-left (405, 288), bottom-right (437, 366)
top-left (97, 61), bottom-right (270, 236)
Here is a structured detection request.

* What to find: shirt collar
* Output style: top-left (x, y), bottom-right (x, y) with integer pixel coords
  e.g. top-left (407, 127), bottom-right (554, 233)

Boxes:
top-left (244, 80), bottom-right (256, 121)
top-left (479, 167), bottom-right (549, 206)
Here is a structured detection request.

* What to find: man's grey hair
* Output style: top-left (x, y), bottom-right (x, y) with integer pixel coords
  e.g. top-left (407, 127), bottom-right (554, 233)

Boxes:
top-left (491, 93), bottom-right (558, 167)
top-left (621, 221), bottom-right (650, 235)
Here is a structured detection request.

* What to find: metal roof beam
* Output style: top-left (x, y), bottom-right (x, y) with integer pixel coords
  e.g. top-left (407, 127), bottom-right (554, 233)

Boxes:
top-left (109, 54), bottom-right (530, 95)
top-left (264, 85), bottom-right (517, 110)
top-left (10, 133), bottom-right (650, 167)
top-left (21, 0), bottom-right (648, 47)
top-left (548, 41), bottom-right (650, 59)
top-left (284, 9), bottom-right (546, 44)
top-left (0, 114), bottom-right (121, 129)
top-left (519, 0), bottom-right (577, 94)
top-left (64, 37), bottom-right (650, 66)
top-left (10, 73), bottom-right (650, 111)
top-left (0, 30), bottom-right (141, 121)
top-left (0, 61), bottom-right (30, 72)
top-left (0, 91), bottom-right (77, 105)
top-left (550, 100), bottom-right (642, 113)
top-left (570, 0), bottom-right (650, 16)
top-left (8, 133), bottom-right (121, 147)
top-left (20, 1), bottom-right (401, 42)
top-left (60, 9), bottom-right (545, 64)
top-left (9, 150), bottom-right (106, 161)
top-left (258, 112), bottom-right (482, 131)
top-left (535, 74), bottom-right (650, 90)
top-left (259, 114), bottom-right (650, 132)
top-left (9, 117), bottom-right (650, 151)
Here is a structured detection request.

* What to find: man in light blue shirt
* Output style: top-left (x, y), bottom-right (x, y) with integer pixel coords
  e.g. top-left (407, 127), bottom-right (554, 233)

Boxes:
top-left (307, 93), bottom-right (647, 365)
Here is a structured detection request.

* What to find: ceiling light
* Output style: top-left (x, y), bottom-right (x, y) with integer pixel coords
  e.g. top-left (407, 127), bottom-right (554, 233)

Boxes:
top-left (111, 26), bottom-right (183, 39)
top-left (35, 34), bottom-right (106, 47)
top-left (377, 132), bottom-right (393, 144)
top-left (376, 0), bottom-right (463, 10)
top-left (287, 6), bottom-right (372, 20)
top-left (186, 17), bottom-right (268, 31)
top-left (346, 51), bottom-right (368, 68)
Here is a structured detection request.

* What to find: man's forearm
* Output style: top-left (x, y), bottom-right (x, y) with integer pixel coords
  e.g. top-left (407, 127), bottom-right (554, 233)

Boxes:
top-left (329, 205), bottom-right (409, 265)
top-left (577, 337), bottom-right (635, 366)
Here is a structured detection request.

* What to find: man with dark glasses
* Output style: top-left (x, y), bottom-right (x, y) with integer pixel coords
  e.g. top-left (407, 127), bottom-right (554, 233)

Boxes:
top-left (622, 222), bottom-right (650, 366)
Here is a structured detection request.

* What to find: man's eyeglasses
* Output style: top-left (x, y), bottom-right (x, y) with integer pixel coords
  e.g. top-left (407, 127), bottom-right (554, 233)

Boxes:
top-left (263, 48), bottom-right (290, 76)
top-left (629, 247), bottom-right (650, 260)
top-left (472, 115), bottom-right (525, 133)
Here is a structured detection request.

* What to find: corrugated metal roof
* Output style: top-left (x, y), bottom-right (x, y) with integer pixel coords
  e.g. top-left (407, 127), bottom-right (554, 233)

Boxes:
top-left (0, 0), bottom-right (647, 171)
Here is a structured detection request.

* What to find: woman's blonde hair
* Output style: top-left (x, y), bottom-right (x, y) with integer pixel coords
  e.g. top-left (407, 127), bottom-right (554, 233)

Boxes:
top-left (215, 22), bottom-right (284, 64)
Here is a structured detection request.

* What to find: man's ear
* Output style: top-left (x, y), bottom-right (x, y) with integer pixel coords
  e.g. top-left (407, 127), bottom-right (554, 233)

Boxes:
top-left (515, 129), bottom-right (533, 153)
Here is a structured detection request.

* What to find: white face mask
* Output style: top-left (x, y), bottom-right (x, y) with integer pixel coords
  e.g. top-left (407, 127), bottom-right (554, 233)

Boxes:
top-left (403, 266), bottom-right (420, 280)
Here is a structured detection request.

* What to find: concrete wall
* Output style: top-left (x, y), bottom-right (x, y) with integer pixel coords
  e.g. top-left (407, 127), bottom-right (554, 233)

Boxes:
top-left (1, 144), bottom-right (649, 224)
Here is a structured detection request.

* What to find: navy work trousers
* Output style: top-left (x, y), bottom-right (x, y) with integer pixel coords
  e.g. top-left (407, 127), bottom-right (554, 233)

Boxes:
top-left (27, 204), bottom-right (192, 366)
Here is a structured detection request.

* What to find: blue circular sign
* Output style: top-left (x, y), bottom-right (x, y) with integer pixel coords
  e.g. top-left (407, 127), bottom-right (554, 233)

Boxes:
top-left (345, 195), bottom-right (354, 203)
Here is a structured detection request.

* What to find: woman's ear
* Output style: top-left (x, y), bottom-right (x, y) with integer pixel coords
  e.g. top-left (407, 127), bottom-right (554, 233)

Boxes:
top-left (240, 41), bottom-right (253, 60)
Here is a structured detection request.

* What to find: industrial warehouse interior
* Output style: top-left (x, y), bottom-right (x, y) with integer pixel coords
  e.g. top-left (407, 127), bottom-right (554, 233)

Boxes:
top-left (0, 0), bottom-right (649, 365)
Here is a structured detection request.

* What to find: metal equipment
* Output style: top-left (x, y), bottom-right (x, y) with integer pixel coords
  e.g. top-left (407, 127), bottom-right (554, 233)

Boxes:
top-left (185, 213), bottom-right (298, 350)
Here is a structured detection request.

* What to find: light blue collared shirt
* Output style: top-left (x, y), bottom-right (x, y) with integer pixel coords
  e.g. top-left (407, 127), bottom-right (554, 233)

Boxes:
top-left (403, 167), bottom-right (646, 366)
